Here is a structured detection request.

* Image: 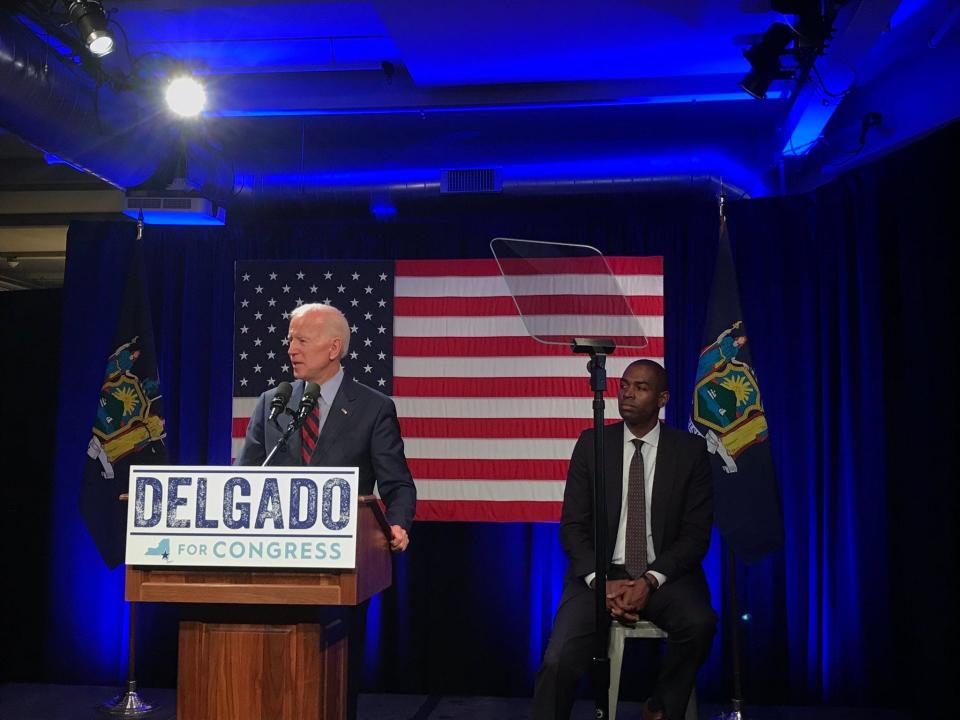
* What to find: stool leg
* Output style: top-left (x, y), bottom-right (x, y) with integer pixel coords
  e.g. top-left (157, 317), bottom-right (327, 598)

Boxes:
top-left (684, 685), bottom-right (698, 720)
top-left (608, 629), bottom-right (625, 720)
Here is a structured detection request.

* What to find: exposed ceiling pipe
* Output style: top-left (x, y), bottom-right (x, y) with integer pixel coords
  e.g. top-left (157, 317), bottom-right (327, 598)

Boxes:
top-left (231, 174), bottom-right (747, 201)
top-left (0, 11), bottom-right (233, 198)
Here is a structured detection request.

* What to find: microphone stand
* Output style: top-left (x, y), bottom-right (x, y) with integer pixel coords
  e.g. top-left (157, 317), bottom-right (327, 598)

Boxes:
top-left (261, 410), bottom-right (303, 467)
top-left (572, 337), bottom-right (616, 720)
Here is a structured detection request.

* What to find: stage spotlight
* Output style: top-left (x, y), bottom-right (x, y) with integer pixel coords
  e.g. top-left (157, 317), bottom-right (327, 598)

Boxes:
top-left (165, 76), bottom-right (207, 117)
top-left (739, 22), bottom-right (797, 99)
top-left (741, 0), bottom-right (826, 49)
top-left (64, 0), bottom-right (115, 57)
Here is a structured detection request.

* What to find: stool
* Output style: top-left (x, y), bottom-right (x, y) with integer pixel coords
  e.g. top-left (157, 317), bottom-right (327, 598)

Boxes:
top-left (608, 620), bottom-right (698, 720)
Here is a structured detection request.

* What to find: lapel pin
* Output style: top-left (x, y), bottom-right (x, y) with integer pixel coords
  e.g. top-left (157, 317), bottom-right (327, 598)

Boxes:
top-left (341, 408), bottom-right (348, 415)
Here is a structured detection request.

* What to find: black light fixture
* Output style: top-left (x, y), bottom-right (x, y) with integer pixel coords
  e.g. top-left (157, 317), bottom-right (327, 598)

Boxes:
top-left (761, 1), bottom-right (825, 49)
top-left (64, 0), bottom-right (115, 57)
top-left (739, 22), bottom-right (798, 99)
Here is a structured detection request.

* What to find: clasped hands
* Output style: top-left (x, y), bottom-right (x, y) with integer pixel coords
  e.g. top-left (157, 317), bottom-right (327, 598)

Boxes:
top-left (605, 578), bottom-right (652, 623)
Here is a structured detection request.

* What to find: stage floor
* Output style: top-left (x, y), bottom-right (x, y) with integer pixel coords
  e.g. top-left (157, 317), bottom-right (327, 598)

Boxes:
top-left (0, 683), bottom-right (912, 720)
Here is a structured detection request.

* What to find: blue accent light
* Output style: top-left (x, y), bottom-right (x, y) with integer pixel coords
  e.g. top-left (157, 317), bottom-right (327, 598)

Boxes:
top-left (782, 101), bottom-right (835, 157)
top-left (43, 152), bottom-right (91, 174)
top-left (16, 14), bottom-right (78, 60)
top-left (890, 0), bottom-right (931, 29)
top-left (741, 612), bottom-right (752, 622)
top-left (370, 202), bottom-right (397, 220)
top-left (254, 149), bottom-right (771, 198)
top-left (363, 592), bottom-right (382, 678)
top-left (121, 208), bottom-right (226, 226)
top-left (207, 92), bottom-right (784, 119)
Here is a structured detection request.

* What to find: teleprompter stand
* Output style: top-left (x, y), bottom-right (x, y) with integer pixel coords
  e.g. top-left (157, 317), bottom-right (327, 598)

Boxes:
top-left (572, 337), bottom-right (616, 720)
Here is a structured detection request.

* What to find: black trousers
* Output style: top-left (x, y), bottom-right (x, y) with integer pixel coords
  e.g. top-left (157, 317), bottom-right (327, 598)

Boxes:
top-left (346, 600), bottom-right (369, 720)
top-left (532, 572), bottom-right (716, 720)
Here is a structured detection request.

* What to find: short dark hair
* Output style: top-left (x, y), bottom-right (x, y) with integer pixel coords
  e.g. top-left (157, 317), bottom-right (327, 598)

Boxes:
top-left (623, 359), bottom-right (668, 393)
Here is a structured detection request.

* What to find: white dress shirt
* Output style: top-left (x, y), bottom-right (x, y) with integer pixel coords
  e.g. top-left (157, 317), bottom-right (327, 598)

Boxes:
top-left (585, 422), bottom-right (668, 589)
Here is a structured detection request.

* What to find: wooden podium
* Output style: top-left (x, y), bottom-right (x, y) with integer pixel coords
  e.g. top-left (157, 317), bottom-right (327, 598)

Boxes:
top-left (125, 496), bottom-right (392, 720)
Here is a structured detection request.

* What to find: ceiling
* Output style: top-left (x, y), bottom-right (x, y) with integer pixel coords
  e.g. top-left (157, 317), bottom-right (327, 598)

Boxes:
top-left (2, 0), bottom-right (959, 289)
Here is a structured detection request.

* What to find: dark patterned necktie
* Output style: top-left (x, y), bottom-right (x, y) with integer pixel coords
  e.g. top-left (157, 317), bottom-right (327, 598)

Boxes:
top-left (300, 404), bottom-right (320, 464)
top-left (625, 438), bottom-right (648, 580)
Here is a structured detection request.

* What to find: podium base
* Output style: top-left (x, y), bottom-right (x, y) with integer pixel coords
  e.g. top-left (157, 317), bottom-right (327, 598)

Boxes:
top-left (96, 681), bottom-right (161, 717)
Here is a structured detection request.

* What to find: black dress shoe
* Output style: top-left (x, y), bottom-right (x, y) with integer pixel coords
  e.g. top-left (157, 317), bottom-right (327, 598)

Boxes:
top-left (641, 699), bottom-right (665, 720)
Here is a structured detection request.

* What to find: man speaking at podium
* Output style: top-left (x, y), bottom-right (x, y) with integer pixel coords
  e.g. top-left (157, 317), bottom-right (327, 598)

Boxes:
top-left (238, 302), bottom-right (416, 719)
top-left (237, 302), bottom-right (416, 550)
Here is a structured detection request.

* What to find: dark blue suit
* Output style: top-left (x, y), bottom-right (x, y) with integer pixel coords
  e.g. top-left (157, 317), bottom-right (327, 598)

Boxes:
top-left (237, 375), bottom-right (416, 530)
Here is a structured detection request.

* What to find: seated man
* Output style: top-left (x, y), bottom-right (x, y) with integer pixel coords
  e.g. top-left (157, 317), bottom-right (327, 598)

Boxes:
top-left (533, 360), bottom-right (716, 720)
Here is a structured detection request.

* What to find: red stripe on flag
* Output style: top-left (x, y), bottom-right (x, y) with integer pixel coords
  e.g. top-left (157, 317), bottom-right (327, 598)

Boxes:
top-left (399, 417), bottom-right (616, 439)
top-left (233, 417), bottom-right (250, 438)
top-left (396, 256), bottom-right (663, 277)
top-left (415, 500), bottom-right (562, 523)
top-left (396, 259), bottom-right (500, 276)
top-left (394, 295), bottom-right (664, 317)
top-left (393, 376), bottom-right (622, 398)
top-left (393, 336), bottom-right (664, 357)
top-left (407, 458), bottom-right (568, 480)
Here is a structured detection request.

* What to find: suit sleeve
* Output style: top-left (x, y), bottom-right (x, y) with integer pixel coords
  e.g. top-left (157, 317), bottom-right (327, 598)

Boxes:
top-left (370, 396), bottom-right (417, 530)
top-left (648, 436), bottom-right (713, 580)
top-left (236, 392), bottom-right (268, 466)
top-left (559, 431), bottom-right (597, 578)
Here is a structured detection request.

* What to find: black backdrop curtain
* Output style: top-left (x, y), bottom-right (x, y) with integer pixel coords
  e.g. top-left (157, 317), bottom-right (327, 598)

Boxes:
top-left (35, 122), bottom-right (959, 714)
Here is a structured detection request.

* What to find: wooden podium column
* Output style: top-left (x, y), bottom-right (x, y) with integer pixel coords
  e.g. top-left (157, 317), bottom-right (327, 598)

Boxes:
top-left (177, 613), bottom-right (346, 720)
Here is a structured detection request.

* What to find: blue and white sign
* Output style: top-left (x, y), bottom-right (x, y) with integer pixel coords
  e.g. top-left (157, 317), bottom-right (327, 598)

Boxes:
top-left (125, 465), bottom-right (359, 569)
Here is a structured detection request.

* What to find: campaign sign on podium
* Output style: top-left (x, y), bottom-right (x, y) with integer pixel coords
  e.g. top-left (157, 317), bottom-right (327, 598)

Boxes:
top-left (125, 465), bottom-right (360, 569)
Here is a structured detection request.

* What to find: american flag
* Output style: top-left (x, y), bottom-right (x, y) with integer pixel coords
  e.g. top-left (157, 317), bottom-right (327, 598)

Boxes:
top-left (232, 257), bottom-right (664, 522)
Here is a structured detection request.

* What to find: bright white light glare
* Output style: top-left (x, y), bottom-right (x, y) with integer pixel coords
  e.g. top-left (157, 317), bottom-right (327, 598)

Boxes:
top-left (87, 33), bottom-right (114, 57)
top-left (165, 76), bottom-right (207, 117)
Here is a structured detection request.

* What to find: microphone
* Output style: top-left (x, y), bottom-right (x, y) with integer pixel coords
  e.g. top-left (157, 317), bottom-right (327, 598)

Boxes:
top-left (296, 382), bottom-right (322, 421)
top-left (267, 382), bottom-right (293, 427)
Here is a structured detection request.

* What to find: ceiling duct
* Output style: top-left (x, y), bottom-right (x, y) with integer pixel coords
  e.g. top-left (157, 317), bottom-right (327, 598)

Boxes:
top-left (0, 11), bottom-right (233, 198)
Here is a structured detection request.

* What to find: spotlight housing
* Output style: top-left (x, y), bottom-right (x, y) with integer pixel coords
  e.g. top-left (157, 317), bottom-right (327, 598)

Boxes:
top-left (65, 0), bottom-right (115, 57)
top-left (739, 22), bottom-right (797, 99)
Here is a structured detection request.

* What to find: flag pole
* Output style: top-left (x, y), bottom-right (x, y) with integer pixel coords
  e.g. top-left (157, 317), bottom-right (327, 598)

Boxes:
top-left (95, 210), bottom-right (159, 718)
top-left (96, 601), bottom-right (158, 717)
top-left (721, 542), bottom-right (745, 720)
top-left (713, 186), bottom-right (745, 720)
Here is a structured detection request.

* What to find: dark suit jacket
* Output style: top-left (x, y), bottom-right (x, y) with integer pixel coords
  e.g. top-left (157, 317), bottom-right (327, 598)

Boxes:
top-left (559, 421), bottom-right (712, 583)
top-left (237, 375), bottom-right (417, 530)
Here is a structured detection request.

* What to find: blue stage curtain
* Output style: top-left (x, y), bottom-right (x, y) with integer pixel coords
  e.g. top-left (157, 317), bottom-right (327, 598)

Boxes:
top-left (45, 123), bottom-right (959, 713)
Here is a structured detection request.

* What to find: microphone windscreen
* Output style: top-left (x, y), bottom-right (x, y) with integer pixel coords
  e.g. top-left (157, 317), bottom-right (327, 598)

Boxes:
top-left (273, 381), bottom-right (293, 405)
top-left (302, 382), bottom-right (322, 403)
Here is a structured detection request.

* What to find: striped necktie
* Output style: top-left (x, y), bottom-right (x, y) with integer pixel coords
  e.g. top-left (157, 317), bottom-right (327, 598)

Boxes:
top-left (300, 404), bottom-right (320, 465)
top-left (625, 438), bottom-right (648, 580)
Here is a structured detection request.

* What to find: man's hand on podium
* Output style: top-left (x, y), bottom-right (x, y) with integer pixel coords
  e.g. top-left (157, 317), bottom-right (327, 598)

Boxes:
top-left (389, 525), bottom-right (410, 553)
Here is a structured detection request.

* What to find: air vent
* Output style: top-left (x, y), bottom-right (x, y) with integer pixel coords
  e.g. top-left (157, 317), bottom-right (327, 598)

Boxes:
top-left (162, 197), bottom-right (193, 209)
top-left (126, 197), bottom-right (163, 209)
top-left (123, 194), bottom-right (226, 226)
top-left (441, 168), bottom-right (502, 194)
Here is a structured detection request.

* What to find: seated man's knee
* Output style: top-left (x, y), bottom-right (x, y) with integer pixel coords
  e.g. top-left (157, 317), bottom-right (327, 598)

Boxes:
top-left (689, 606), bottom-right (718, 643)
top-left (672, 604), bottom-right (717, 644)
